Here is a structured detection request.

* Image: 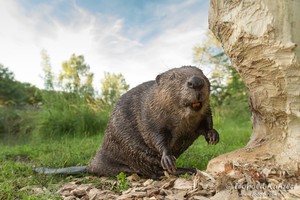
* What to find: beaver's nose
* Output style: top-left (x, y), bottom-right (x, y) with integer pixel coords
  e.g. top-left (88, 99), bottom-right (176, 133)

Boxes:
top-left (187, 76), bottom-right (204, 90)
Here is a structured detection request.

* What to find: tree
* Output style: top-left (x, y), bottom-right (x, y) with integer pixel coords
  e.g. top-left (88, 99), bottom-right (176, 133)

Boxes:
top-left (101, 72), bottom-right (129, 106)
top-left (41, 49), bottom-right (54, 90)
top-left (0, 64), bottom-right (41, 106)
top-left (207, 0), bottom-right (300, 172)
top-left (0, 64), bottom-right (18, 105)
top-left (58, 54), bottom-right (94, 96)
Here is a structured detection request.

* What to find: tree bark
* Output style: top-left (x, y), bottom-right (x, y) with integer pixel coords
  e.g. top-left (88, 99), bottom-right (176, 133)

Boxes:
top-left (208, 0), bottom-right (300, 173)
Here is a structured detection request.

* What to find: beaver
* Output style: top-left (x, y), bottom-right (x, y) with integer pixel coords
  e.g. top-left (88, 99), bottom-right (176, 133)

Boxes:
top-left (35, 66), bottom-right (219, 179)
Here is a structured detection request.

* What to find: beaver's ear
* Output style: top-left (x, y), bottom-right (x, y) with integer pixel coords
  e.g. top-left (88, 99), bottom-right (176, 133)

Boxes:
top-left (156, 74), bottom-right (161, 85)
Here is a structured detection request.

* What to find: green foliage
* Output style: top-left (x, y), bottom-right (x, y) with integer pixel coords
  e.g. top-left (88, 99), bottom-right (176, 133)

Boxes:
top-left (0, 64), bottom-right (14, 80)
top-left (101, 72), bottom-right (129, 106)
top-left (115, 172), bottom-right (130, 192)
top-left (0, 108), bottom-right (21, 138)
top-left (0, 108), bottom-right (36, 141)
top-left (36, 91), bottom-right (109, 138)
top-left (0, 64), bottom-right (42, 106)
top-left (58, 54), bottom-right (94, 96)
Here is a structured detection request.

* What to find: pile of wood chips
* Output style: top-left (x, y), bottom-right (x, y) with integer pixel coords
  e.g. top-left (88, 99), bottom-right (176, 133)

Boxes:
top-left (23, 162), bottom-right (300, 199)
top-left (58, 162), bottom-right (300, 200)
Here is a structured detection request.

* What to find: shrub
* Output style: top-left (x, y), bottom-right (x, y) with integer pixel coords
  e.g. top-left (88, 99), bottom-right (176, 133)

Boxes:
top-left (0, 108), bottom-right (37, 143)
top-left (36, 92), bottom-right (110, 138)
top-left (0, 108), bottom-right (20, 137)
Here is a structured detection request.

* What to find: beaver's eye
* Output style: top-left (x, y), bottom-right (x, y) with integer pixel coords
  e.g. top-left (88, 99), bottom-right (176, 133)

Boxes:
top-left (187, 81), bottom-right (193, 88)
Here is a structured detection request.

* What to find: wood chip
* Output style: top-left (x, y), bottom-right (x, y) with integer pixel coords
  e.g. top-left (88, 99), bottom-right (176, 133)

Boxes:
top-left (288, 184), bottom-right (300, 198)
top-left (173, 178), bottom-right (193, 190)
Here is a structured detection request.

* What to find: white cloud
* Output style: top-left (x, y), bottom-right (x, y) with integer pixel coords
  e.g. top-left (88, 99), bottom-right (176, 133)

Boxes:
top-left (0, 1), bottom-right (42, 84)
top-left (0, 0), bottom-right (208, 90)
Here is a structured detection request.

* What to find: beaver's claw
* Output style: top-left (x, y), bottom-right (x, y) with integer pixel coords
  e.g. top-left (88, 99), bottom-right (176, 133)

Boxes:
top-left (205, 129), bottom-right (219, 145)
top-left (161, 153), bottom-right (176, 173)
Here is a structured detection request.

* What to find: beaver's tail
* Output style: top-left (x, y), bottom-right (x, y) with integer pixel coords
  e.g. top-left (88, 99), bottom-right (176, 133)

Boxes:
top-left (34, 166), bottom-right (87, 175)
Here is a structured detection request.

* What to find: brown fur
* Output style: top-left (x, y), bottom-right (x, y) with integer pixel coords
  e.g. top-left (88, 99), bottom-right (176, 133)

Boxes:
top-left (87, 66), bottom-right (219, 178)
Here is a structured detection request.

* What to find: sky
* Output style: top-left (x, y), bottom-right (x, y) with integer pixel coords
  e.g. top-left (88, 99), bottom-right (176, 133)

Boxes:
top-left (0, 0), bottom-right (210, 90)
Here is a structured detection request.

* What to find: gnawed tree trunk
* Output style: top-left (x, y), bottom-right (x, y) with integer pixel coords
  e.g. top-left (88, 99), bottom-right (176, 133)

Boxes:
top-left (208, 0), bottom-right (300, 173)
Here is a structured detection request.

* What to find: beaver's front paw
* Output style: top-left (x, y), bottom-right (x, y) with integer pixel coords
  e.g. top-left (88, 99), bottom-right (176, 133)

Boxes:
top-left (205, 129), bottom-right (219, 145)
top-left (161, 152), bottom-right (176, 173)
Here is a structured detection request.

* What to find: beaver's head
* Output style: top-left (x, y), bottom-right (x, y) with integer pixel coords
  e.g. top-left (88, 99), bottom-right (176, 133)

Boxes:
top-left (156, 66), bottom-right (210, 115)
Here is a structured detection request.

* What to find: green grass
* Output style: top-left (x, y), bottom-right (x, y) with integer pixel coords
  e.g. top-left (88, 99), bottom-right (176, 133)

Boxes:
top-left (0, 108), bottom-right (251, 199)
top-left (0, 135), bottom-right (102, 199)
